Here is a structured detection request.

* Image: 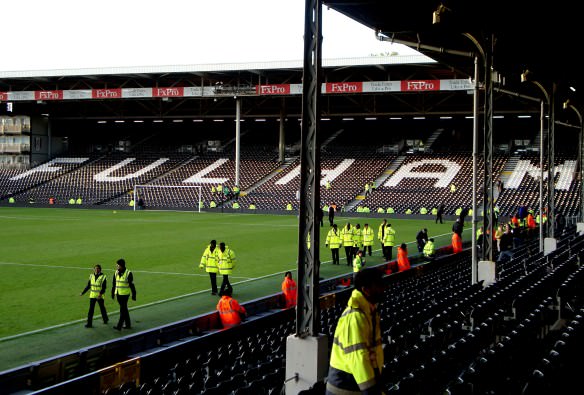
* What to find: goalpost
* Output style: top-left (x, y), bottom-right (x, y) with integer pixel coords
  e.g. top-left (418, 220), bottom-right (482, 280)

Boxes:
top-left (133, 185), bottom-right (203, 212)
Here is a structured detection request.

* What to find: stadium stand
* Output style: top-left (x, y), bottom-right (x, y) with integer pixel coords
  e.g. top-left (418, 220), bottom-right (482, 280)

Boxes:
top-left (2, 3), bottom-right (584, 395)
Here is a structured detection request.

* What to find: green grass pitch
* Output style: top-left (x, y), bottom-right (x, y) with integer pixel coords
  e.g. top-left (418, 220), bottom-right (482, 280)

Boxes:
top-left (0, 206), bottom-right (464, 371)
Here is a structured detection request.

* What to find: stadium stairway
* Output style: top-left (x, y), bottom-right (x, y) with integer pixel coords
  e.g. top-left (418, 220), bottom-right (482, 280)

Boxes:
top-left (423, 128), bottom-right (444, 151)
top-left (320, 128), bottom-right (344, 149)
top-left (241, 156), bottom-right (298, 196)
top-left (344, 154), bottom-right (405, 212)
top-left (498, 154), bottom-right (519, 188)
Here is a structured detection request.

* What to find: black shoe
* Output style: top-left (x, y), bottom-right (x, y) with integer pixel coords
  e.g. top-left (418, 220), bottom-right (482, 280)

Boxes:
top-left (103, 319), bottom-right (109, 324)
top-left (84, 324), bottom-right (92, 328)
top-left (113, 326), bottom-right (121, 331)
top-left (211, 292), bottom-right (217, 295)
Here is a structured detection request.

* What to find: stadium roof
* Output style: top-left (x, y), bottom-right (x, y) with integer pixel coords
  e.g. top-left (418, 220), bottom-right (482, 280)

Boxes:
top-left (0, 54), bottom-right (434, 79)
top-left (324, 0), bottom-right (584, 106)
top-left (3, 1), bottom-right (580, 124)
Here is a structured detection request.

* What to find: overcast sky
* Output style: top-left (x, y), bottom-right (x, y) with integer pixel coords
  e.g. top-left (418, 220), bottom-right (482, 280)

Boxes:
top-left (1, 0), bottom-right (420, 72)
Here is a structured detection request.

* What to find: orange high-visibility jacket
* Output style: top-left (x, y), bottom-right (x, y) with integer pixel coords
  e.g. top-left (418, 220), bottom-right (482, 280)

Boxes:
top-left (282, 277), bottom-right (297, 308)
top-left (452, 233), bottom-right (463, 253)
top-left (527, 214), bottom-right (536, 229)
top-left (216, 296), bottom-right (246, 328)
top-left (397, 247), bottom-right (410, 272)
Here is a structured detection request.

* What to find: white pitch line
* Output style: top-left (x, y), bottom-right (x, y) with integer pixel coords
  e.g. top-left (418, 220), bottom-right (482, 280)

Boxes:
top-left (0, 274), bottom-right (251, 343)
top-left (0, 215), bottom-right (82, 221)
top-left (0, 261), bottom-right (250, 279)
top-left (0, 227), bottom-right (468, 342)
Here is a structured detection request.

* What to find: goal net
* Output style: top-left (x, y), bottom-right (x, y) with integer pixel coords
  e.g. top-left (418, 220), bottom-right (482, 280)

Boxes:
top-left (133, 185), bottom-right (203, 212)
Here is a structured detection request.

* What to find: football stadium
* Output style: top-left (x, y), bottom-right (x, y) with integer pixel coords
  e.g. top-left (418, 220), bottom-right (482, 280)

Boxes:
top-left (1, 1), bottom-right (584, 394)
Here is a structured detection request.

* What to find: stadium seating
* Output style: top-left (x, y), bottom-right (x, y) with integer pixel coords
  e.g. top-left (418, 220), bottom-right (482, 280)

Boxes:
top-left (2, 134), bottom-right (583, 218)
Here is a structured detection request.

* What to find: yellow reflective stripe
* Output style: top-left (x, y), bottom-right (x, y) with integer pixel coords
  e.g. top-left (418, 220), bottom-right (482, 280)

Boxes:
top-left (115, 271), bottom-right (131, 295)
top-left (357, 377), bottom-right (378, 391)
top-left (333, 336), bottom-right (368, 353)
top-left (219, 299), bottom-right (236, 314)
top-left (340, 307), bottom-right (361, 318)
top-left (332, 336), bottom-right (381, 353)
top-left (89, 274), bottom-right (105, 297)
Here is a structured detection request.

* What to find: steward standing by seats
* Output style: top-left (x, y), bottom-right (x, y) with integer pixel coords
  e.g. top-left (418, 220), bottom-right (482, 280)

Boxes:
top-left (451, 231), bottom-right (463, 254)
top-left (216, 286), bottom-right (246, 328)
top-left (424, 238), bottom-right (436, 260)
top-left (325, 224), bottom-right (342, 265)
top-left (397, 243), bottom-right (410, 272)
top-left (199, 240), bottom-right (219, 295)
top-left (526, 211), bottom-right (536, 239)
top-left (362, 223), bottom-right (374, 257)
top-left (111, 258), bottom-right (136, 331)
top-left (281, 271), bottom-right (297, 308)
top-left (326, 268), bottom-right (385, 395)
top-left (217, 242), bottom-right (236, 295)
top-left (352, 250), bottom-right (365, 283)
top-left (80, 264), bottom-right (108, 328)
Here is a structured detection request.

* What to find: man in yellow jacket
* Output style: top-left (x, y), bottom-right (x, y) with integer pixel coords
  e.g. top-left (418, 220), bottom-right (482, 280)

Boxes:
top-left (199, 240), bottom-right (219, 295)
top-left (424, 238), bottom-right (436, 260)
top-left (382, 223), bottom-right (396, 261)
top-left (362, 223), bottom-right (374, 257)
top-left (217, 242), bottom-right (236, 295)
top-left (326, 268), bottom-right (385, 394)
top-left (341, 223), bottom-right (355, 266)
top-left (377, 219), bottom-right (388, 258)
top-left (325, 224), bottom-right (342, 265)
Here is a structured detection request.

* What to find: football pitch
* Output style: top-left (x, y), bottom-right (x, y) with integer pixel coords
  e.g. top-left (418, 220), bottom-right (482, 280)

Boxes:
top-left (0, 207), bottom-right (463, 371)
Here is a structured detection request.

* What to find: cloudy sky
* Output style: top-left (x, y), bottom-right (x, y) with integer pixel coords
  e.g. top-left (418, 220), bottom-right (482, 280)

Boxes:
top-left (1, 0), bottom-right (420, 72)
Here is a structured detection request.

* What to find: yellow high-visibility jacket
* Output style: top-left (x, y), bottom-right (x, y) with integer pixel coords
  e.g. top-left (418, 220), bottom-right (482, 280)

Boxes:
top-left (199, 245), bottom-right (219, 273)
top-left (326, 289), bottom-right (383, 393)
top-left (217, 247), bottom-right (236, 275)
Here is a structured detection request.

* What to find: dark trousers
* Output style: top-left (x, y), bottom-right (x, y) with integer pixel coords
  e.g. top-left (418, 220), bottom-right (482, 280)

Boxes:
top-left (497, 250), bottom-right (513, 263)
top-left (208, 272), bottom-right (218, 294)
top-left (331, 248), bottom-right (340, 265)
top-left (344, 246), bottom-right (354, 266)
top-left (87, 297), bottom-right (108, 325)
top-left (383, 245), bottom-right (393, 261)
top-left (329, 215), bottom-right (334, 226)
top-left (220, 274), bottom-right (231, 295)
top-left (364, 245), bottom-right (372, 256)
top-left (436, 214), bottom-right (443, 224)
top-left (116, 294), bottom-right (131, 329)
